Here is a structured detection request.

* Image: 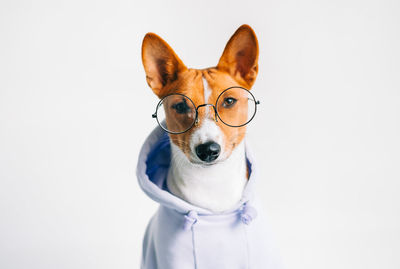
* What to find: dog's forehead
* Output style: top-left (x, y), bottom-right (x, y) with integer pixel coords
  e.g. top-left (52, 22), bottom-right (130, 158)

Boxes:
top-left (173, 68), bottom-right (239, 100)
top-left (202, 69), bottom-right (240, 93)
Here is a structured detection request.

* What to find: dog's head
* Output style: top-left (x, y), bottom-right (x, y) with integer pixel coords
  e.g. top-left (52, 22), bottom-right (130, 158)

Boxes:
top-left (142, 25), bottom-right (259, 165)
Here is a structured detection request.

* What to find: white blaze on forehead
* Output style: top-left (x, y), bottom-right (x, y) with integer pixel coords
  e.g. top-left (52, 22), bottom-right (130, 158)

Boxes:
top-left (202, 77), bottom-right (212, 116)
top-left (202, 77), bottom-right (212, 102)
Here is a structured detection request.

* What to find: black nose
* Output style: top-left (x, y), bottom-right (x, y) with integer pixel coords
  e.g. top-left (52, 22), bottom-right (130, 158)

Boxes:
top-left (195, 142), bottom-right (221, 162)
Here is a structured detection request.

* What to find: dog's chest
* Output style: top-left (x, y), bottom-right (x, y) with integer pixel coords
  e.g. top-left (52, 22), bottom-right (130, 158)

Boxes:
top-left (166, 142), bottom-right (248, 212)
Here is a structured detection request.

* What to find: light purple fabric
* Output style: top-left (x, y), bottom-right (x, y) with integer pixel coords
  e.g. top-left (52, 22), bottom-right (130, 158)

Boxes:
top-left (136, 125), bottom-right (283, 269)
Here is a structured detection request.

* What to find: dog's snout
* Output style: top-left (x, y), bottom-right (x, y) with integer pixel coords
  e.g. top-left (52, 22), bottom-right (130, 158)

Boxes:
top-left (195, 142), bottom-right (221, 162)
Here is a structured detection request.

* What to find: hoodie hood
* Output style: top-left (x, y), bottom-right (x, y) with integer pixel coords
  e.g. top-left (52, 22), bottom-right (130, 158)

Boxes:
top-left (136, 124), bottom-right (258, 215)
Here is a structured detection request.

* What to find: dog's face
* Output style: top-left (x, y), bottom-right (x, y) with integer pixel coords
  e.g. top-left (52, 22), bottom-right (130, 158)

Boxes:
top-left (142, 25), bottom-right (258, 165)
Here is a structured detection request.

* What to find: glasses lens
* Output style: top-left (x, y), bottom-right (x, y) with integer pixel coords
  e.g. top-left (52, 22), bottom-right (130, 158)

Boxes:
top-left (216, 87), bottom-right (257, 127)
top-left (156, 94), bottom-right (196, 133)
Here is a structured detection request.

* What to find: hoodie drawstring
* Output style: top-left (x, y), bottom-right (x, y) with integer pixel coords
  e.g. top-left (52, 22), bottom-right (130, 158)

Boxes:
top-left (182, 206), bottom-right (256, 268)
top-left (183, 210), bottom-right (198, 230)
top-left (183, 210), bottom-right (199, 269)
top-left (184, 204), bottom-right (258, 229)
top-left (240, 203), bottom-right (258, 225)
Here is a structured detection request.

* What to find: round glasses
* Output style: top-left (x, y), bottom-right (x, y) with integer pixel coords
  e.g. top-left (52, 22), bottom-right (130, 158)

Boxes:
top-left (152, 86), bottom-right (260, 134)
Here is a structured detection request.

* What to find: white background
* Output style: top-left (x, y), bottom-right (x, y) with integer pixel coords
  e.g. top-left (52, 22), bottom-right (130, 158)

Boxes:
top-left (1, 0), bottom-right (399, 268)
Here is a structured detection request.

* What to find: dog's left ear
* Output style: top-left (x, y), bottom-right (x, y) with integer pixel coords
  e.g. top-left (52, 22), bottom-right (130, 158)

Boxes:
top-left (217, 25), bottom-right (259, 88)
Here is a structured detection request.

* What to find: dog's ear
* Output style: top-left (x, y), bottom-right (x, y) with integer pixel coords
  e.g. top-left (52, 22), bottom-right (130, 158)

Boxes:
top-left (142, 33), bottom-right (187, 98)
top-left (217, 25), bottom-right (259, 88)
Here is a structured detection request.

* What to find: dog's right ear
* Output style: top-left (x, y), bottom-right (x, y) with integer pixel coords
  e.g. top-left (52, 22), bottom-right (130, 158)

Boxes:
top-left (142, 33), bottom-right (187, 98)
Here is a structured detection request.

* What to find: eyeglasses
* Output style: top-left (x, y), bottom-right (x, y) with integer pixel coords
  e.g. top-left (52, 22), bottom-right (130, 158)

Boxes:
top-left (152, 86), bottom-right (260, 134)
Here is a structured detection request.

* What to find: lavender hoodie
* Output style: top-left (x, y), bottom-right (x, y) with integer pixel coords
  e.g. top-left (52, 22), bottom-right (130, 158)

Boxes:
top-left (137, 125), bottom-right (283, 269)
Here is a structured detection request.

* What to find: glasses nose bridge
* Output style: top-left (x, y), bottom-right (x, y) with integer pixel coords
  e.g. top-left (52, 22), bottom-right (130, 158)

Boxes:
top-left (196, 103), bottom-right (215, 111)
top-left (195, 103), bottom-right (218, 124)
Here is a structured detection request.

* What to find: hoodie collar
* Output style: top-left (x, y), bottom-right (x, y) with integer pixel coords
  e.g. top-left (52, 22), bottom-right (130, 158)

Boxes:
top-left (136, 125), bottom-right (257, 215)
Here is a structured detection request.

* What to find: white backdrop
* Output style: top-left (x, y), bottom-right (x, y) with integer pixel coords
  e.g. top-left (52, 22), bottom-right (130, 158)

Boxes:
top-left (1, 0), bottom-right (399, 268)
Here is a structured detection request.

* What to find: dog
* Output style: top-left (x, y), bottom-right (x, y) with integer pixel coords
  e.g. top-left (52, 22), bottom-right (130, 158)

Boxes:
top-left (137, 25), bottom-right (282, 269)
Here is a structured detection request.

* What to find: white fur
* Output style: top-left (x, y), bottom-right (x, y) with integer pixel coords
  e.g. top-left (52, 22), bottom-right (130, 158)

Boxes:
top-left (167, 141), bottom-right (247, 212)
top-left (203, 77), bottom-right (212, 102)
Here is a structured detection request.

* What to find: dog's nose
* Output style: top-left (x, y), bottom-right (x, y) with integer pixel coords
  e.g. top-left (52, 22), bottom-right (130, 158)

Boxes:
top-left (195, 142), bottom-right (221, 162)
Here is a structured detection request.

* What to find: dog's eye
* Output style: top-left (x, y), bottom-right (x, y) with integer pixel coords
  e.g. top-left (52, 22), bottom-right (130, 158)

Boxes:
top-left (172, 101), bottom-right (190, 114)
top-left (223, 97), bottom-right (237, 107)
